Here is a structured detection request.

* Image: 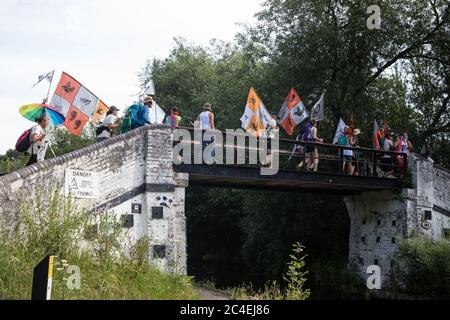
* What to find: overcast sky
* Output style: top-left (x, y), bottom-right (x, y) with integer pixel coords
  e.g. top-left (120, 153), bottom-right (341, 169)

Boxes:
top-left (0, 0), bottom-right (262, 154)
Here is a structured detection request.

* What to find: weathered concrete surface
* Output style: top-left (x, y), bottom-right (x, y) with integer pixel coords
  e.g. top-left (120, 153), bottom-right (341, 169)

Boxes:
top-left (0, 125), bottom-right (187, 274)
top-left (345, 154), bottom-right (450, 286)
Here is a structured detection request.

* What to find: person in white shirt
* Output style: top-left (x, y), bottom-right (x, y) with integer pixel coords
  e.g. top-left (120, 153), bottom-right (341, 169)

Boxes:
top-left (96, 106), bottom-right (120, 142)
top-left (196, 103), bottom-right (216, 163)
top-left (381, 132), bottom-right (394, 177)
top-left (26, 115), bottom-right (49, 166)
top-left (261, 114), bottom-right (279, 167)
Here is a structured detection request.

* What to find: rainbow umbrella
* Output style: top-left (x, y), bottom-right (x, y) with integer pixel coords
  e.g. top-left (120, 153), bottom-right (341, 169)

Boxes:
top-left (19, 103), bottom-right (65, 126)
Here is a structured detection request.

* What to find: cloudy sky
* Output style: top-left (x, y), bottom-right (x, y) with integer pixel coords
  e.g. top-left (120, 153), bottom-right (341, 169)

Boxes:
top-left (0, 0), bottom-right (262, 154)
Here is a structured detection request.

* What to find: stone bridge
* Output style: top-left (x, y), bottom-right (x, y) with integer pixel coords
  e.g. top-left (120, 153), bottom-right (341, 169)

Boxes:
top-left (0, 125), bottom-right (448, 285)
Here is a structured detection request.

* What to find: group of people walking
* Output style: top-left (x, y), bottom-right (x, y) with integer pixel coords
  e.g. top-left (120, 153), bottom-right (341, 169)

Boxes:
top-left (23, 95), bottom-right (415, 179)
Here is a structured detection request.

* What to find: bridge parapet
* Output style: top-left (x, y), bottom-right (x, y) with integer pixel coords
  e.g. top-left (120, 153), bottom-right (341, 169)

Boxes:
top-left (0, 125), bottom-right (187, 274)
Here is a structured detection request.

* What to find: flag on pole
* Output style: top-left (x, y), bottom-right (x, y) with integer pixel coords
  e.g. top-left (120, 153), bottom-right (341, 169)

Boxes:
top-left (277, 88), bottom-right (308, 136)
top-left (373, 120), bottom-right (381, 149)
top-left (92, 100), bottom-right (110, 124)
top-left (310, 93), bottom-right (325, 122)
top-left (49, 72), bottom-right (106, 135)
top-left (240, 87), bottom-right (271, 137)
top-left (149, 101), bottom-right (166, 124)
top-left (333, 118), bottom-right (347, 144)
top-left (144, 80), bottom-right (156, 96)
top-left (32, 70), bottom-right (55, 88)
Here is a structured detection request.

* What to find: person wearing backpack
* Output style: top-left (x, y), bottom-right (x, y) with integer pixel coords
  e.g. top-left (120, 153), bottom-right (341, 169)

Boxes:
top-left (25, 115), bottom-right (49, 166)
top-left (338, 126), bottom-right (354, 175)
top-left (130, 96), bottom-right (152, 130)
top-left (96, 106), bottom-right (120, 142)
top-left (297, 121), bottom-right (313, 169)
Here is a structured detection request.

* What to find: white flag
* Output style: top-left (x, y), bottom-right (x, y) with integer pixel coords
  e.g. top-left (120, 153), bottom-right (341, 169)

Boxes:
top-left (240, 105), bottom-right (255, 130)
top-left (144, 80), bottom-right (156, 96)
top-left (32, 70), bottom-right (54, 87)
top-left (311, 93), bottom-right (325, 122)
top-left (332, 118), bottom-right (347, 144)
top-left (148, 101), bottom-right (166, 124)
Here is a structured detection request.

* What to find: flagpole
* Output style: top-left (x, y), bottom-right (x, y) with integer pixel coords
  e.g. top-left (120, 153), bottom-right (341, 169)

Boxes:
top-left (44, 73), bottom-right (54, 104)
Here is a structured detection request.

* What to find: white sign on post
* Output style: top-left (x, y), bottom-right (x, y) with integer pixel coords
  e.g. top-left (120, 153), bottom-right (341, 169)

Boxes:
top-left (65, 169), bottom-right (98, 199)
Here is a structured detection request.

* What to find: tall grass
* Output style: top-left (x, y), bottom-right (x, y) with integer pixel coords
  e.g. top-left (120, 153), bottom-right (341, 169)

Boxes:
top-left (229, 242), bottom-right (311, 300)
top-left (0, 187), bottom-right (199, 300)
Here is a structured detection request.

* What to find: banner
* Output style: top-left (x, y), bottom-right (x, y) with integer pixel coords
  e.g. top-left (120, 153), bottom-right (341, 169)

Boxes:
top-left (311, 93), bottom-right (325, 122)
top-left (373, 119), bottom-right (381, 149)
top-left (333, 118), bottom-right (347, 144)
top-left (50, 72), bottom-right (108, 135)
top-left (149, 101), bottom-right (166, 124)
top-left (32, 70), bottom-right (55, 88)
top-left (240, 87), bottom-right (271, 137)
top-left (144, 80), bottom-right (156, 96)
top-left (91, 100), bottom-right (109, 124)
top-left (277, 88), bottom-right (308, 136)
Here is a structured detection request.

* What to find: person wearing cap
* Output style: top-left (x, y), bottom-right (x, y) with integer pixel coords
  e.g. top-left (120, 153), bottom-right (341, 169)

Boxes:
top-left (197, 103), bottom-right (216, 163)
top-left (96, 105), bottom-right (120, 142)
top-left (130, 96), bottom-right (152, 130)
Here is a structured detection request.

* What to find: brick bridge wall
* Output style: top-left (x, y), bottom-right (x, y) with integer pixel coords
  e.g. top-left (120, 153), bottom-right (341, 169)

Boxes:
top-left (345, 154), bottom-right (450, 287)
top-left (0, 125), bottom-right (187, 273)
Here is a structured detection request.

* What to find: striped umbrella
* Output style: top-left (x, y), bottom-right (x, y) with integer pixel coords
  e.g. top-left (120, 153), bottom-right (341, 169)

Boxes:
top-left (19, 103), bottom-right (65, 126)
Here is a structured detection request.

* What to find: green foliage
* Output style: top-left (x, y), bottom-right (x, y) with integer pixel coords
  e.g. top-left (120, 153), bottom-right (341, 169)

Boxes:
top-left (230, 242), bottom-right (310, 300)
top-left (0, 126), bottom-right (95, 174)
top-left (283, 242), bottom-right (311, 300)
top-left (47, 127), bottom-right (95, 159)
top-left (0, 187), bottom-right (199, 300)
top-left (0, 149), bottom-right (29, 173)
top-left (394, 237), bottom-right (450, 299)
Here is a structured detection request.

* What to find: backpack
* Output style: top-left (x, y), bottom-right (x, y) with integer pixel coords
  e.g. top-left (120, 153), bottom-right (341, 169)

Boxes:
top-left (129, 104), bottom-right (142, 127)
top-left (121, 105), bottom-right (139, 133)
top-left (338, 133), bottom-right (349, 146)
top-left (95, 125), bottom-right (110, 136)
top-left (302, 123), bottom-right (312, 141)
top-left (15, 128), bottom-right (32, 152)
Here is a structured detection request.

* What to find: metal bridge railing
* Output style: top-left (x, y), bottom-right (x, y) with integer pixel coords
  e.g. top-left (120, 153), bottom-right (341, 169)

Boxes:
top-left (172, 127), bottom-right (407, 179)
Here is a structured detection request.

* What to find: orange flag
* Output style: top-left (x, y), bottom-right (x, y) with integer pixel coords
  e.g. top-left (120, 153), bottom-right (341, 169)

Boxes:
top-left (240, 87), bottom-right (271, 137)
top-left (92, 100), bottom-right (110, 124)
top-left (64, 106), bottom-right (90, 136)
top-left (277, 88), bottom-right (308, 136)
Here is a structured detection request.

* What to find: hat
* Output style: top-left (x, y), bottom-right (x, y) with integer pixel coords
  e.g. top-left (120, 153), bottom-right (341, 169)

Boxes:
top-left (353, 129), bottom-right (361, 135)
top-left (203, 103), bottom-right (212, 111)
top-left (144, 96), bottom-right (153, 104)
top-left (109, 105), bottom-right (120, 112)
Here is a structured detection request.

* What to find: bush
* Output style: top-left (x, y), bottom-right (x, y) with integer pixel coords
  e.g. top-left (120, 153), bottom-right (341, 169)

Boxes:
top-left (229, 242), bottom-right (310, 300)
top-left (0, 187), bottom-right (199, 300)
top-left (394, 237), bottom-right (450, 299)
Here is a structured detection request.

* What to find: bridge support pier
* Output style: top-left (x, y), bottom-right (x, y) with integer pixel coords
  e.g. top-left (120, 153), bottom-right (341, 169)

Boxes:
top-left (144, 129), bottom-right (188, 274)
top-left (344, 155), bottom-right (450, 288)
top-left (344, 190), bottom-right (410, 286)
